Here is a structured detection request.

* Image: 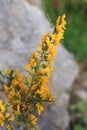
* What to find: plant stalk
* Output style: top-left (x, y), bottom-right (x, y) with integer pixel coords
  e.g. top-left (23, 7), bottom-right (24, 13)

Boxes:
top-left (27, 109), bottom-right (30, 130)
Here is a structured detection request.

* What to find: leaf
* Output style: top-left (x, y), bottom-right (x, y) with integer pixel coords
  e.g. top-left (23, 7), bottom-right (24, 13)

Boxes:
top-left (69, 104), bottom-right (76, 110)
top-left (74, 124), bottom-right (81, 130)
top-left (83, 116), bottom-right (87, 123)
top-left (83, 0), bottom-right (87, 4)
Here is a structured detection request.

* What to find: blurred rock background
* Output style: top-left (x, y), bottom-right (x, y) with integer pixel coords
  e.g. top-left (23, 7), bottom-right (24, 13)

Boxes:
top-left (0, 0), bottom-right (87, 130)
top-left (43, 0), bottom-right (87, 130)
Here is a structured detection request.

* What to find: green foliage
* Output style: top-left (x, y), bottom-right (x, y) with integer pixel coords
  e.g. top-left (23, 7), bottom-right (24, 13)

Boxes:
top-left (74, 124), bottom-right (81, 130)
top-left (43, 0), bottom-right (87, 62)
top-left (64, 12), bottom-right (87, 62)
top-left (70, 100), bottom-right (87, 130)
top-left (74, 124), bottom-right (87, 130)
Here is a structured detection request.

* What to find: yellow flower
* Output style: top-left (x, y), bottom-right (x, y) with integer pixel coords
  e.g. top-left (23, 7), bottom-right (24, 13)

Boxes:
top-left (45, 66), bottom-right (54, 73)
top-left (49, 44), bottom-right (56, 57)
top-left (31, 84), bottom-right (37, 90)
top-left (50, 33), bottom-right (56, 41)
top-left (46, 37), bottom-right (50, 45)
top-left (36, 85), bottom-right (50, 100)
top-left (61, 14), bottom-right (66, 29)
top-left (40, 76), bottom-right (49, 85)
top-left (4, 85), bottom-right (9, 94)
top-left (55, 14), bottom-right (66, 46)
top-left (9, 117), bottom-right (14, 121)
top-left (17, 104), bottom-right (20, 114)
top-left (5, 113), bottom-right (14, 121)
top-left (0, 113), bottom-right (4, 126)
top-left (5, 113), bottom-right (10, 118)
top-left (6, 124), bottom-right (11, 130)
top-left (15, 70), bottom-right (23, 81)
top-left (20, 85), bottom-right (28, 93)
top-left (25, 64), bottom-right (31, 71)
top-left (25, 75), bottom-right (30, 83)
top-left (12, 79), bottom-right (18, 86)
top-left (47, 53), bottom-right (54, 64)
top-left (36, 103), bottom-right (44, 115)
top-left (42, 36), bottom-right (46, 43)
top-left (0, 100), bottom-right (5, 113)
top-left (31, 52), bottom-right (38, 59)
top-left (30, 114), bottom-right (37, 125)
top-left (4, 70), bottom-right (11, 75)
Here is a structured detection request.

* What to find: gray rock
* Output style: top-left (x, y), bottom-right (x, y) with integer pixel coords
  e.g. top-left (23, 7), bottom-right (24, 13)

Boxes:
top-left (75, 90), bottom-right (87, 99)
top-left (72, 67), bottom-right (87, 101)
top-left (38, 93), bottom-right (70, 130)
top-left (51, 46), bottom-right (79, 94)
top-left (27, 0), bottom-right (42, 8)
top-left (0, 0), bottom-right (50, 72)
top-left (0, 92), bottom-right (7, 103)
top-left (0, 127), bottom-right (6, 130)
top-left (0, 0), bottom-right (78, 90)
top-left (0, 0), bottom-right (79, 130)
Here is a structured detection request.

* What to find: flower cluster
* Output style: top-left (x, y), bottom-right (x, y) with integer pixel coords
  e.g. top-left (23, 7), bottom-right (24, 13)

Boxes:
top-left (0, 14), bottom-right (66, 130)
top-left (0, 100), bottom-right (14, 129)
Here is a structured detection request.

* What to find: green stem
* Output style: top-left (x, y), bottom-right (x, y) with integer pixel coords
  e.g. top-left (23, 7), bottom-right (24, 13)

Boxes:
top-left (27, 109), bottom-right (30, 130)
